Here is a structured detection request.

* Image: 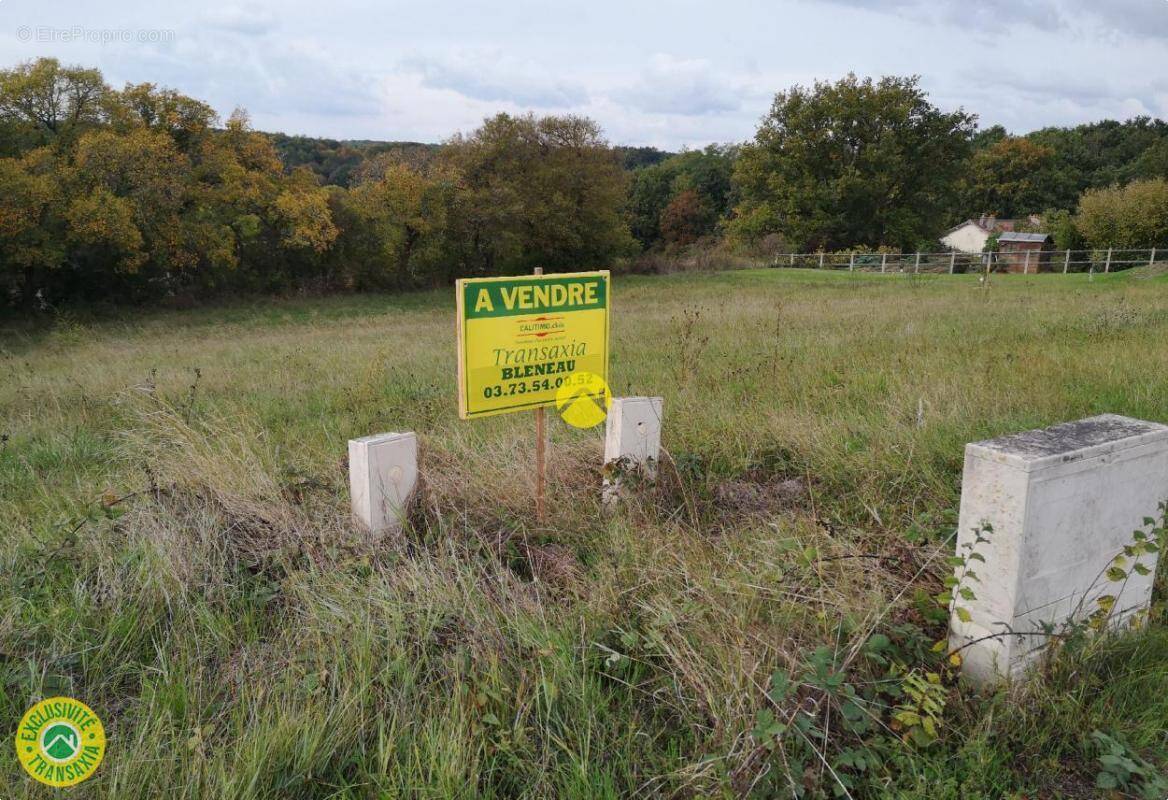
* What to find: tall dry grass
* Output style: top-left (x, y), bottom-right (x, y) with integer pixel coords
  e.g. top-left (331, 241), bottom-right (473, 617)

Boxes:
top-left (3, 268), bottom-right (1168, 796)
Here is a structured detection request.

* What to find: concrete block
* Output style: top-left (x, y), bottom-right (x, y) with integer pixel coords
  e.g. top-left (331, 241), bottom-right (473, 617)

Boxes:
top-left (348, 432), bottom-right (417, 535)
top-left (950, 414), bottom-right (1168, 685)
top-left (603, 397), bottom-right (663, 502)
top-left (605, 397), bottom-right (663, 472)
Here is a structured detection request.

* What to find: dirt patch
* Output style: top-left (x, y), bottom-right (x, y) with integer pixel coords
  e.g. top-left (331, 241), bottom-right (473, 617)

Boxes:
top-left (522, 542), bottom-right (583, 588)
top-left (713, 477), bottom-right (807, 515)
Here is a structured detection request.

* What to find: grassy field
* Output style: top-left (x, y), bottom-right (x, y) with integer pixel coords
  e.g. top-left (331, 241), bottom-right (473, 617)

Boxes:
top-left (3, 267), bottom-right (1168, 798)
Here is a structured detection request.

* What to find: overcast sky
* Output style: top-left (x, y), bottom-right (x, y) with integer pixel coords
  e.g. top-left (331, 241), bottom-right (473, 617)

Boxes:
top-left (0, 0), bottom-right (1164, 149)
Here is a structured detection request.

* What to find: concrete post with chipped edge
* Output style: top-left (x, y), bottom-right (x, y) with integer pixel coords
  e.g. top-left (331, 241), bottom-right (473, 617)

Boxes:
top-left (349, 432), bottom-right (418, 535)
top-left (950, 415), bottom-right (1168, 686)
top-left (603, 397), bottom-right (663, 503)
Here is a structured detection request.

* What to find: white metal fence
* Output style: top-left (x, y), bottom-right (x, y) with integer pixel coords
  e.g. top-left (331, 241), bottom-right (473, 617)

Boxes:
top-left (771, 248), bottom-right (1165, 275)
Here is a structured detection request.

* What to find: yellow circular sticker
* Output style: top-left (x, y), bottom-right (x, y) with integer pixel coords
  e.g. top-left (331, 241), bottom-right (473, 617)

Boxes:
top-left (16, 697), bottom-right (106, 787)
top-left (555, 371), bottom-right (611, 429)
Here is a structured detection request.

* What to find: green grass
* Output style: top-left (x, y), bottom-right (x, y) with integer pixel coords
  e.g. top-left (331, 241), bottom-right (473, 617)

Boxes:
top-left (3, 267), bottom-right (1168, 798)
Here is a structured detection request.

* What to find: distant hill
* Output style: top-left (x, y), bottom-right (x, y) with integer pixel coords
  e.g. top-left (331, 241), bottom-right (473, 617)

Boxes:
top-left (614, 145), bottom-right (674, 170)
top-left (266, 133), bottom-right (439, 187)
top-left (266, 134), bottom-right (674, 187)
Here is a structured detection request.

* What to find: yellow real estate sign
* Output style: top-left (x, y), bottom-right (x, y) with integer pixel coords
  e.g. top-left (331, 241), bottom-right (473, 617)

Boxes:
top-left (456, 271), bottom-right (610, 419)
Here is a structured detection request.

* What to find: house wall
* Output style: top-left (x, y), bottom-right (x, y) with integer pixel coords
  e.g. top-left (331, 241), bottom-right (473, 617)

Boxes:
top-left (998, 242), bottom-right (1052, 273)
top-left (941, 224), bottom-right (990, 254)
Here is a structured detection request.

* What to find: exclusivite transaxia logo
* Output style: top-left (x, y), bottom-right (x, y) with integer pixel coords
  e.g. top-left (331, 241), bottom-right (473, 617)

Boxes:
top-left (15, 697), bottom-right (106, 787)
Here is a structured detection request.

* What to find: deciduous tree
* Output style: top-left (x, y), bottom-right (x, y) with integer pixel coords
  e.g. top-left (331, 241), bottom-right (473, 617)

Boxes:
top-left (659, 189), bottom-right (713, 247)
top-left (438, 113), bottom-right (636, 276)
top-left (627, 145), bottom-right (736, 249)
top-left (1076, 179), bottom-right (1168, 249)
top-left (961, 137), bottom-right (1058, 218)
top-left (729, 74), bottom-right (975, 251)
top-left (0, 58), bottom-right (108, 146)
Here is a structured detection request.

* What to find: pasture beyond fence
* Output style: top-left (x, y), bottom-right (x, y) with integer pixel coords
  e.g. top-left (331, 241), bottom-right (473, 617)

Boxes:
top-left (772, 247), bottom-right (1166, 274)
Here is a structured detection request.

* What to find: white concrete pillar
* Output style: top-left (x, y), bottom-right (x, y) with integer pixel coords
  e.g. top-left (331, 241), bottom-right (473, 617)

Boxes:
top-left (348, 432), bottom-right (418, 535)
top-left (603, 397), bottom-right (663, 501)
top-left (950, 415), bottom-right (1168, 686)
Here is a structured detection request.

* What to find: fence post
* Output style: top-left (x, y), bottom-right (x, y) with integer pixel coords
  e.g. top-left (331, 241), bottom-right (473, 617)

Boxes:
top-left (914, 252), bottom-right (921, 273)
top-left (1064, 249), bottom-right (1071, 274)
top-left (818, 251), bottom-right (824, 269)
top-left (1023, 250), bottom-right (1030, 275)
top-left (949, 251), bottom-right (956, 274)
top-left (1105, 247), bottom-right (1112, 273)
top-left (1150, 247), bottom-right (1157, 266)
top-left (790, 253), bottom-right (795, 268)
top-left (880, 253), bottom-right (886, 274)
top-left (849, 252), bottom-right (855, 272)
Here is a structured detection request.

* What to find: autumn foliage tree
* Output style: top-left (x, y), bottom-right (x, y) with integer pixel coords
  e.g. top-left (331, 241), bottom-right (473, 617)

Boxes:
top-left (961, 137), bottom-right (1059, 218)
top-left (627, 146), bottom-right (735, 249)
top-left (659, 189), bottom-right (713, 247)
top-left (331, 158), bottom-right (453, 289)
top-left (436, 113), bottom-right (637, 278)
top-left (1075, 179), bottom-right (1168, 249)
top-left (0, 60), bottom-right (636, 309)
top-left (0, 60), bottom-right (342, 305)
top-left (0, 57), bottom-right (106, 147)
top-left (7, 56), bottom-right (1167, 309)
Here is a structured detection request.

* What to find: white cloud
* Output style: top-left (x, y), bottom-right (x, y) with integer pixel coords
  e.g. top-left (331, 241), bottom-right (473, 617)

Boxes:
top-left (616, 54), bottom-right (745, 116)
top-left (201, 4), bottom-right (278, 36)
top-left (824, 0), bottom-right (1168, 39)
top-left (0, 0), bottom-right (1163, 147)
top-left (400, 50), bottom-right (588, 107)
top-left (125, 35), bottom-right (383, 126)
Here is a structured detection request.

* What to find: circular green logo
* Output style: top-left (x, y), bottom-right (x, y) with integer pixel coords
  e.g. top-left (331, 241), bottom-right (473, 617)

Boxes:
top-left (42, 722), bottom-right (81, 761)
top-left (16, 697), bottom-right (105, 787)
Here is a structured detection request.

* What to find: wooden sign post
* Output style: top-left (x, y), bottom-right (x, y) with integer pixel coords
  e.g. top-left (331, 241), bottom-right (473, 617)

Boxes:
top-left (533, 267), bottom-right (546, 523)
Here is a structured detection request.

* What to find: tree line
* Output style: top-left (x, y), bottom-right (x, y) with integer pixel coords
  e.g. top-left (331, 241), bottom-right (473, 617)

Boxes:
top-left (718, 75), bottom-right (1168, 254)
top-left (0, 59), bottom-right (636, 309)
top-left (2, 60), bottom-right (1166, 311)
